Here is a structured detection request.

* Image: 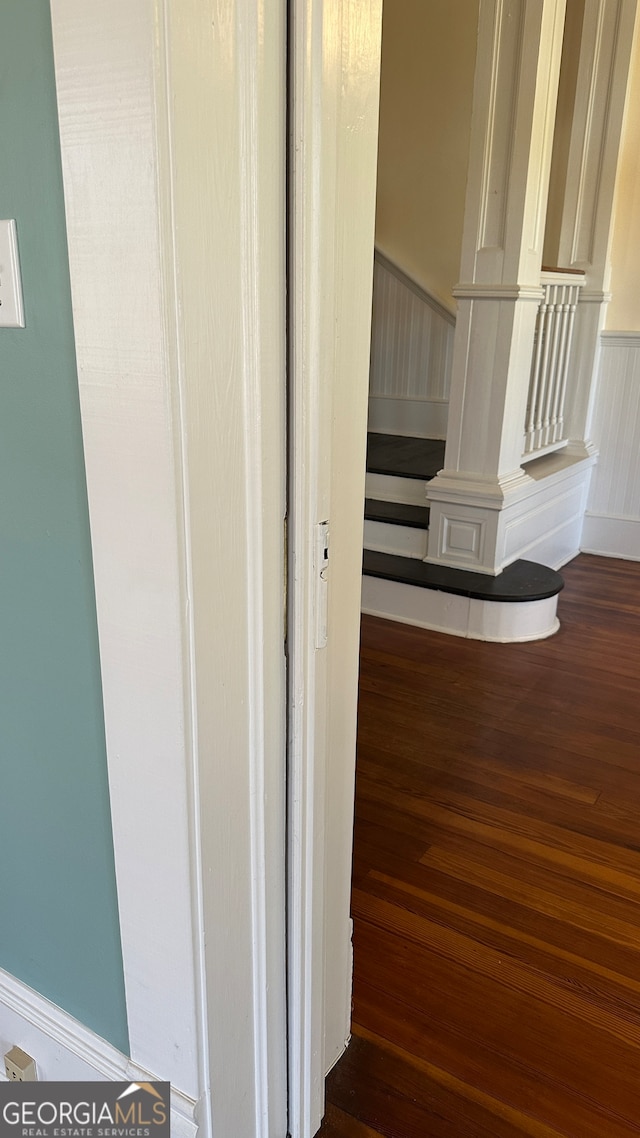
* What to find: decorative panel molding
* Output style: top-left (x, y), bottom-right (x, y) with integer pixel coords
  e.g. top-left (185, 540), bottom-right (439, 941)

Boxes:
top-left (427, 450), bottom-right (595, 573)
top-left (556, 0), bottom-right (636, 276)
top-left (369, 251), bottom-right (455, 437)
top-left (588, 333), bottom-right (640, 524)
top-left (459, 0), bottom-right (565, 285)
top-left (478, 0), bottom-right (523, 255)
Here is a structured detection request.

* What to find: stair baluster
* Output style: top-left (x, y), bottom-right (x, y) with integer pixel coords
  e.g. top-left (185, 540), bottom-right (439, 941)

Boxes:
top-left (523, 269), bottom-right (585, 460)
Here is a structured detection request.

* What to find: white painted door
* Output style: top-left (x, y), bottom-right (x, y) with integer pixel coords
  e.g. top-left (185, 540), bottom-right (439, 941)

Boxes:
top-left (287, 3), bottom-right (384, 1135)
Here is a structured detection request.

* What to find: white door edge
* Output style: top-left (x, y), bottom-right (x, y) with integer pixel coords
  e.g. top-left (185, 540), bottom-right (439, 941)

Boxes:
top-left (287, 3), bottom-right (383, 1135)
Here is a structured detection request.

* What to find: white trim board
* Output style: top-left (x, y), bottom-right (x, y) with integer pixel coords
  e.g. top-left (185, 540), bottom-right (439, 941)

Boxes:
top-left (600, 331), bottom-right (640, 346)
top-left (0, 970), bottom-right (196, 1138)
top-left (50, 2), bottom-right (288, 1136)
top-left (581, 513), bottom-right (640, 560)
top-left (50, 0), bottom-right (200, 1094)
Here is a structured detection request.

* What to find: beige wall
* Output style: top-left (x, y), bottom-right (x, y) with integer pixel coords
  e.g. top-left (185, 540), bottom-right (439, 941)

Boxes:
top-left (374, 0), bottom-right (479, 310)
top-left (607, 13), bottom-right (640, 330)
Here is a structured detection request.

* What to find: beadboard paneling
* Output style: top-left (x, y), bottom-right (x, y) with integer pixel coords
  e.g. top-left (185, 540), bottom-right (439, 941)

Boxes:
top-left (584, 332), bottom-right (640, 560)
top-left (369, 251), bottom-right (455, 438)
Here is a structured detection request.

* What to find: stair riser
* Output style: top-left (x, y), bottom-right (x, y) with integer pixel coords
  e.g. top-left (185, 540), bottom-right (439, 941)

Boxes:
top-left (365, 472), bottom-right (429, 506)
top-left (361, 575), bottom-right (560, 643)
top-left (363, 519), bottom-right (428, 560)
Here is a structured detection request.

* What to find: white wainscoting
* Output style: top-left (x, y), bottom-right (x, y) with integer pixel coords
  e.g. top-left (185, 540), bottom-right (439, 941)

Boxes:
top-left (0, 970), bottom-right (196, 1138)
top-left (368, 251), bottom-right (455, 439)
top-left (502, 457), bottom-right (595, 570)
top-left (582, 332), bottom-right (640, 561)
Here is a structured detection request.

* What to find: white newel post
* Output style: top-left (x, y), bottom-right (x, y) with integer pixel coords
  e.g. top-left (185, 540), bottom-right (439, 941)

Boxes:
top-left (426, 0), bottom-right (567, 574)
top-left (550, 0), bottom-right (638, 451)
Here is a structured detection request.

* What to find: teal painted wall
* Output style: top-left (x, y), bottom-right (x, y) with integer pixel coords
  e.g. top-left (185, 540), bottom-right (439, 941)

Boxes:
top-left (0, 2), bottom-right (128, 1053)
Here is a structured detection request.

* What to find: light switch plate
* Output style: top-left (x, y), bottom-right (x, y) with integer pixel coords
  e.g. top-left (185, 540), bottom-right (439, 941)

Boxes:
top-left (0, 220), bottom-right (25, 328)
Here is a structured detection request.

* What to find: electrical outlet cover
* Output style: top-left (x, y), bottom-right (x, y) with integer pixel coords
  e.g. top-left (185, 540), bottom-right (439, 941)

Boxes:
top-left (4, 1046), bottom-right (37, 1082)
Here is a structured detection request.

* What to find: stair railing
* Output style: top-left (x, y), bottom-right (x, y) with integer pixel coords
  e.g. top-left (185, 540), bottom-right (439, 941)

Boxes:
top-left (523, 267), bottom-right (586, 460)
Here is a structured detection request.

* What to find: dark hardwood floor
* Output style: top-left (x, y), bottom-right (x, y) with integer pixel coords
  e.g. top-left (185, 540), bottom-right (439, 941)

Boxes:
top-left (319, 554), bottom-right (640, 1138)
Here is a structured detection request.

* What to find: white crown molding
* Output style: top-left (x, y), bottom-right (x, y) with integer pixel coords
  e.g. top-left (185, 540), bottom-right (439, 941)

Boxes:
top-left (580, 289), bottom-right (613, 303)
top-left (600, 330), bottom-right (640, 346)
top-left (453, 283), bottom-right (544, 301)
top-left (540, 270), bottom-right (586, 286)
top-left (427, 467), bottom-right (535, 510)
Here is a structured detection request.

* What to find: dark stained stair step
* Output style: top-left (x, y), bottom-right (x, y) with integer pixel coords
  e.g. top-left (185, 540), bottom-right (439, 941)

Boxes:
top-left (362, 549), bottom-right (564, 603)
top-left (366, 433), bottom-right (445, 481)
top-left (364, 499), bottom-right (430, 530)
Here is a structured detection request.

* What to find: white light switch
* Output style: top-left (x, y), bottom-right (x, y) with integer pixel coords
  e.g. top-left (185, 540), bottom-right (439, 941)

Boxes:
top-left (0, 220), bottom-right (25, 328)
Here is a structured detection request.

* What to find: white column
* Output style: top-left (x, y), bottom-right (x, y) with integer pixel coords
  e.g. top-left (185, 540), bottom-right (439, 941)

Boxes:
top-left (552, 0), bottom-right (638, 450)
top-left (426, 0), bottom-right (567, 574)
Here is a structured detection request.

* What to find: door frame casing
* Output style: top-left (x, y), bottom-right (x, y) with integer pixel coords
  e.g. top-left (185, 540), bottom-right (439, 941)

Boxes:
top-left (50, 1), bottom-right (288, 1135)
top-left (50, 1), bottom-right (383, 1135)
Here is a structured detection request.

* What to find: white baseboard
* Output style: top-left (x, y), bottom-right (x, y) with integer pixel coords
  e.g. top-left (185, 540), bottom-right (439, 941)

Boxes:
top-left (580, 513), bottom-right (640, 561)
top-left (361, 576), bottom-right (560, 642)
top-left (0, 969), bottom-right (198, 1138)
top-left (368, 396), bottom-right (448, 439)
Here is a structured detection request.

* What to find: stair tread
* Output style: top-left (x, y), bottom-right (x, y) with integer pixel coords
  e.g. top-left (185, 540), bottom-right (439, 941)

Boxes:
top-left (362, 549), bottom-right (564, 603)
top-left (364, 499), bottom-right (430, 529)
top-left (366, 433), bottom-right (445, 480)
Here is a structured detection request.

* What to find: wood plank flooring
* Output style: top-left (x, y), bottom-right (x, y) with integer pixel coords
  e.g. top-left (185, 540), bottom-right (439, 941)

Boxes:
top-left (319, 554), bottom-right (640, 1138)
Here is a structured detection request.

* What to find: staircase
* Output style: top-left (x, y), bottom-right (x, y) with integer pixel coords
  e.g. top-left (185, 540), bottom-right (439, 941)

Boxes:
top-left (364, 434), bottom-right (439, 557)
top-left (361, 433), bottom-right (565, 642)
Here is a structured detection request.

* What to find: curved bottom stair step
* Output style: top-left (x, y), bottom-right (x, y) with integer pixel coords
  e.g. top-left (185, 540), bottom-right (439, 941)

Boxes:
top-left (361, 434), bottom-right (565, 641)
top-left (361, 551), bottom-right (564, 643)
top-left (362, 550), bottom-right (564, 602)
